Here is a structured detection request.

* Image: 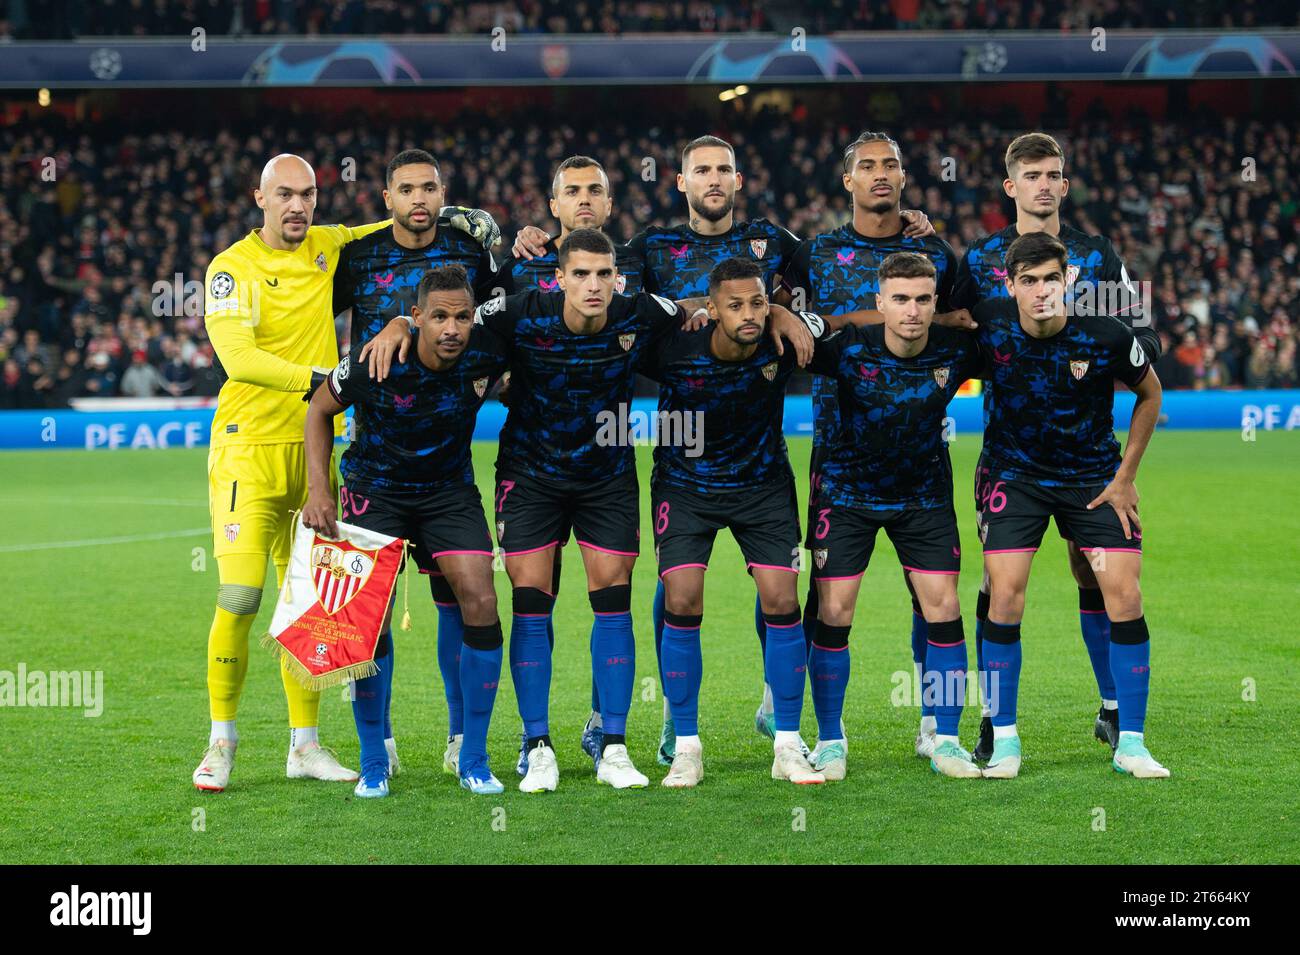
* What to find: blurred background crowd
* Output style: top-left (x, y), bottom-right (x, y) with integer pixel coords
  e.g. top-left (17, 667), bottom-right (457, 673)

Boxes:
top-left (2, 98), bottom-right (1296, 407)
top-left (5, 0), bottom-right (1297, 38)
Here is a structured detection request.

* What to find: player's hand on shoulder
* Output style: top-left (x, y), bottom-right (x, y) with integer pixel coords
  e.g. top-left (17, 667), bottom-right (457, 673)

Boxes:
top-left (439, 206), bottom-right (501, 251)
top-left (301, 493), bottom-right (340, 539)
top-left (936, 308), bottom-right (977, 330)
top-left (767, 303), bottom-right (815, 367)
top-left (682, 306), bottom-right (711, 332)
top-left (512, 226), bottom-right (551, 260)
top-left (358, 318), bottom-right (412, 383)
top-left (1087, 477), bottom-right (1141, 540)
top-left (901, 209), bottom-right (935, 238)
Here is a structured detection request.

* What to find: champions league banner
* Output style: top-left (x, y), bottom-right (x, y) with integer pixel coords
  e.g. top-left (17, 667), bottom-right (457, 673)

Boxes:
top-left (1, 32), bottom-right (1296, 88)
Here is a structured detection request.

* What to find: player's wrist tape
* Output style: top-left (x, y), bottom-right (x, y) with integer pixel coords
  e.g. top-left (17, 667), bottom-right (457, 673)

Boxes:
top-left (797, 310), bottom-right (826, 338)
top-left (401, 315), bottom-right (416, 332)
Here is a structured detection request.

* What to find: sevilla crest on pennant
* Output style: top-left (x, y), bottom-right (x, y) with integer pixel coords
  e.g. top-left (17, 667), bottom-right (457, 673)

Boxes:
top-left (473, 377), bottom-right (489, 398)
top-left (1070, 359), bottom-right (1090, 380)
top-left (762, 361), bottom-right (778, 381)
top-left (933, 367), bottom-right (950, 388)
top-left (311, 541), bottom-right (377, 615)
top-left (814, 549), bottom-right (828, 569)
top-left (750, 239), bottom-right (767, 258)
top-left (619, 332), bottom-right (636, 351)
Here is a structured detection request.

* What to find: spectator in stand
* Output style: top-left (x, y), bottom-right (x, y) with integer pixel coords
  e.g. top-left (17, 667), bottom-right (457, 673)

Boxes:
top-left (120, 349), bottom-right (164, 398)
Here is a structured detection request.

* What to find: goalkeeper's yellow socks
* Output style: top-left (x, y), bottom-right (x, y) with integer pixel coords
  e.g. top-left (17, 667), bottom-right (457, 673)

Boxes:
top-left (281, 654), bottom-right (321, 734)
top-left (207, 606), bottom-right (253, 734)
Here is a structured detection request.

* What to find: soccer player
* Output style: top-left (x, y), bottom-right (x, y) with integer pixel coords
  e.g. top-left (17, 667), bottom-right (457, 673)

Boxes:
top-left (335, 148), bottom-right (502, 778)
top-left (776, 130), bottom-right (972, 766)
top-left (973, 232), bottom-right (1167, 779)
top-left (949, 132), bottom-right (1161, 761)
top-left (802, 252), bottom-right (984, 780)
top-left (497, 154), bottom-right (645, 769)
top-left (632, 135), bottom-right (941, 764)
top-left (303, 265), bottom-right (509, 796)
top-left (192, 153), bottom-right (389, 792)
top-left (639, 257), bottom-right (825, 787)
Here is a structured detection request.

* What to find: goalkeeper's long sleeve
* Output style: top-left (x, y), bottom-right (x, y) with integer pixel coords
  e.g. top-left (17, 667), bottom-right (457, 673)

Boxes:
top-left (205, 310), bottom-right (314, 393)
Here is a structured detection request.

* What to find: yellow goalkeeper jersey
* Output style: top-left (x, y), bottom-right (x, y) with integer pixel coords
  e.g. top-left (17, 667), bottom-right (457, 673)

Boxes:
top-left (204, 220), bottom-right (390, 448)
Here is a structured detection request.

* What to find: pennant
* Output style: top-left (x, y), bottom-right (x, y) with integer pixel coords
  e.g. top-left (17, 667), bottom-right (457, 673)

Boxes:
top-left (262, 516), bottom-right (406, 690)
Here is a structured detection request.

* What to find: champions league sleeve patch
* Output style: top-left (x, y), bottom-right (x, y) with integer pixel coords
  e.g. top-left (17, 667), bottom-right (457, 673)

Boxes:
top-left (206, 271), bottom-right (240, 313)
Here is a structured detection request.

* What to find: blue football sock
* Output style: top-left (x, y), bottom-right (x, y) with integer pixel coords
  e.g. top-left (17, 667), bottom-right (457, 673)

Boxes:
top-left (1079, 587), bottom-right (1116, 701)
top-left (382, 628), bottom-right (395, 739)
top-left (975, 588), bottom-right (990, 711)
top-left (811, 623), bottom-right (851, 741)
top-left (435, 599), bottom-right (465, 738)
top-left (661, 612), bottom-right (702, 737)
top-left (509, 587), bottom-right (555, 740)
top-left (459, 622), bottom-right (503, 774)
top-left (652, 579), bottom-right (666, 682)
top-left (764, 611), bottom-right (807, 733)
top-left (911, 610), bottom-right (935, 719)
top-left (925, 618), bottom-right (967, 738)
top-left (1109, 617), bottom-right (1151, 733)
top-left (982, 620), bottom-right (1021, 727)
top-left (801, 580), bottom-right (818, 658)
top-left (590, 585), bottom-right (635, 737)
top-left (754, 592), bottom-right (767, 656)
top-left (352, 630), bottom-right (392, 782)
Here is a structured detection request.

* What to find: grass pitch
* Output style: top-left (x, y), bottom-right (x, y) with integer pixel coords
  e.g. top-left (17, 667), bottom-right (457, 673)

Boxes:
top-left (0, 431), bottom-right (1296, 864)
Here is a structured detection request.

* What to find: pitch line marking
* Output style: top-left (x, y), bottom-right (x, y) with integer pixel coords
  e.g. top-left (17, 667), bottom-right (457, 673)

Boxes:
top-left (0, 527), bottom-right (210, 553)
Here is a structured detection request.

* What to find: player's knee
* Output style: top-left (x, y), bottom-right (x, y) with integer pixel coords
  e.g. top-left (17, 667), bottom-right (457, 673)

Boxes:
top-left (663, 582), bottom-right (703, 617)
top-left (428, 573), bottom-right (458, 606)
top-left (925, 590), bottom-right (961, 622)
top-left (458, 588), bottom-right (498, 625)
top-left (1067, 545), bottom-right (1099, 586)
top-left (216, 583), bottom-right (262, 617)
top-left (589, 584), bottom-right (631, 615)
top-left (463, 620), bottom-right (504, 651)
top-left (759, 592), bottom-right (798, 618)
top-left (818, 592), bottom-right (855, 627)
top-left (1104, 580), bottom-right (1142, 620)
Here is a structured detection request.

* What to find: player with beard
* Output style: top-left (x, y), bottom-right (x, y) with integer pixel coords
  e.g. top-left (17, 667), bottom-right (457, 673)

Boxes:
top-left (336, 149), bottom-right (502, 777)
top-left (948, 133), bottom-right (1161, 763)
top-left (776, 130), bottom-right (973, 769)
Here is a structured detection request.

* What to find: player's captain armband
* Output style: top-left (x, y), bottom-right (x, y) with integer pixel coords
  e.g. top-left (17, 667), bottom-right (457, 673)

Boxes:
top-left (206, 270), bottom-right (240, 313)
top-left (797, 311), bottom-right (827, 338)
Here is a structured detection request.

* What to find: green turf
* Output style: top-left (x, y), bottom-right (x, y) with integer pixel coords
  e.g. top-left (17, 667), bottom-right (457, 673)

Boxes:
top-left (0, 431), bottom-right (1296, 864)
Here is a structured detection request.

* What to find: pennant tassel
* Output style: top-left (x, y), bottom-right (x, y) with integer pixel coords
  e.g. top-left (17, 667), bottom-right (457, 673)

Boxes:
top-left (400, 546), bottom-right (413, 632)
top-left (260, 631), bottom-right (379, 691)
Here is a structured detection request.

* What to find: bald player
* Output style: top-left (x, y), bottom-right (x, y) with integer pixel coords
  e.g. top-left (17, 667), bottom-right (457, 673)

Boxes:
top-left (191, 154), bottom-right (395, 792)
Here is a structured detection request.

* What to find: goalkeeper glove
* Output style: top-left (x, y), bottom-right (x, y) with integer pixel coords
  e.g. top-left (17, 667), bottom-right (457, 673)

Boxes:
top-left (438, 205), bottom-right (501, 251)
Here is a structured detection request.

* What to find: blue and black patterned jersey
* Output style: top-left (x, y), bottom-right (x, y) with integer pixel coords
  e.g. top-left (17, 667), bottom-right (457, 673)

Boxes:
top-left (498, 237), bottom-right (644, 296)
top-left (328, 327), bottom-right (509, 494)
top-left (640, 326), bottom-right (797, 493)
top-left (335, 226), bottom-right (500, 347)
top-left (480, 289), bottom-right (685, 487)
top-left (781, 225), bottom-right (958, 454)
top-left (628, 218), bottom-right (799, 299)
top-left (974, 298), bottom-right (1152, 487)
top-left (808, 323), bottom-right (981, 509)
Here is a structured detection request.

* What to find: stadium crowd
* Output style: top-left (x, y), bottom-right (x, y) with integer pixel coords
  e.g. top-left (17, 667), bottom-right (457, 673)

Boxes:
top-left (1, 104), bottom-right (1297, 407)
top-left (4, 0), bottom-right (1296, 38)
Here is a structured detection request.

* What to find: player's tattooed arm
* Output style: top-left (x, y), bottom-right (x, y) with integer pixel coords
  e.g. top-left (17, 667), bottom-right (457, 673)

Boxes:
top-left (1087, 367), bottom-right (1162, 540)
top-left (357, 318), bottom-right (415, 383)
top-left (511, 226), bottom-right (552, 260)
top-left (302, 384), bottom-right (346, 538)
top-left (900, 210), bottom-right (934, 238)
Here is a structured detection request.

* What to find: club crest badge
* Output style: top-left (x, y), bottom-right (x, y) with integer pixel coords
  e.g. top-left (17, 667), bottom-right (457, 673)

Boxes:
top-left (1066, 264), bottom-right (1080, 286)
top-left (762, 361), bottom-right (778, 381)
top-left (750, 238), bottom-right (768, 258)
top-left (619, 333), bottom-right (636, 351)
top-left (496, 521), bottom-right (505, 540)
top-left (814, 548), bottom-right (828, 569)
top-left (310, 541), bottom-right (377, 615)
top-left (315, 252), bottom-right (328, 272)
top-left (1070, 359), bottom-right (1090, 380)
top-left (473, 377), bottom-right (489, 398)
top-left (615, 274), bottom-right (626, 293)
top-left (224, 523), bottom-right (240, 543)
top-left (933, 367), bottom-right (950, 388)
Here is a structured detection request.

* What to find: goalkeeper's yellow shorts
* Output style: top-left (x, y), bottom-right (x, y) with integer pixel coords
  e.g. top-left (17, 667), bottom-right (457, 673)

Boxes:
top-left (207, 443), bottom-right (335, 564)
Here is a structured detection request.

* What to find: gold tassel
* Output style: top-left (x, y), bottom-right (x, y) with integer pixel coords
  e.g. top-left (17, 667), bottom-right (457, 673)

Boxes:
top-left (400, 546), bottom-right (413, 631)
top-left (283, 509), bottom-right (304, 604)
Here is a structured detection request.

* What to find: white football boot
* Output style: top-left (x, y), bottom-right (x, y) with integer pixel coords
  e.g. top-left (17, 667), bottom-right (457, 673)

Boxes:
top-left (661, 744), bottom-right (704, 788)
top-left (596, 744), bottom-right (649, 789)
top-left (193, 739), bottom-right (236, 792)
top-left (385, 738), bottom-right (401, 778)
top-left (442, 734), bottom-right (462, 776)
top-left (1112, 734), bottom-right (1170, 779)
top-left (286, 742), bottom-right (359, 782)
top-left (518, 743), bottom-right (559, 793)
top-left (808, 739), bottom-right (847, 781)
top-left (772, 743), bottom-right (826, 785)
